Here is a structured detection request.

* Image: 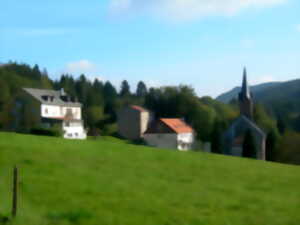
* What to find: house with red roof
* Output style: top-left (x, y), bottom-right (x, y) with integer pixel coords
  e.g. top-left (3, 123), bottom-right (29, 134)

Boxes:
top-left (143, 118), bottom-right (195, 151)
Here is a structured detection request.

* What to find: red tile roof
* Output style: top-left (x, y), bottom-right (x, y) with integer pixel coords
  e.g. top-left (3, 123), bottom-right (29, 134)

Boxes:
top-left (130, 105), bottom-right (148, 112)
top-left (160, 118), bottom-right (194, 134)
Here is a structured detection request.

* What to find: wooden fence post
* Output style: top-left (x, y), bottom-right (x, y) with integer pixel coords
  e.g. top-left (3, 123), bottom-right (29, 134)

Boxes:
top-left (12, 166), bottom-right (18, 218)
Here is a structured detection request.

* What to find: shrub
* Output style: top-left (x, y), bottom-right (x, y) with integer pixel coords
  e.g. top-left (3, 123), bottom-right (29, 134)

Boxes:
top-left (0, 213), bottom-right (9, 224)
top-left (102, 123), bottom-right (117, 136)
top-left (277, 132), bottom-right (300, 165)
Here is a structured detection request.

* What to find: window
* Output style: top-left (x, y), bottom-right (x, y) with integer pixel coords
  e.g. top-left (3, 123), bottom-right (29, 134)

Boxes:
top-left (45, 108), bottom-right (48, 114)
top-left (75, 133), bottom-right (78, 137)
top-left (42, 95), bottom-right (49, 101)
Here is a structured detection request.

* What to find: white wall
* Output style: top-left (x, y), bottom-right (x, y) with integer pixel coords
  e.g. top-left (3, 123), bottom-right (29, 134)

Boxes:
top-left (177, 133), bottom-right (195, 151)
top-left (143, 133), bottom-right (178, 150)
top-left (41, 104), bottom-right (81, 120)
top-left (41, 104), bottom-right (86, 139)
top-left (41, 104), bottom-right (61, 118)
top-left (63, 121), bottom-right (86, 140)
top-left (144, 132), bottom-right (195, 151)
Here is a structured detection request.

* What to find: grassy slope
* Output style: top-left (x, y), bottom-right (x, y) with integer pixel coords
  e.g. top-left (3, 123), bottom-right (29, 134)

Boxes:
top-left (0, 132), bottom-right (299, 225)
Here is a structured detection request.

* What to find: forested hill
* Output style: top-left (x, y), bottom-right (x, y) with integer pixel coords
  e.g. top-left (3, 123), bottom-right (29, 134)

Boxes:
top-left (216, 79), bottom-right (300, 132)
top-left (0, 62), bottom-right (238, 142)
top-left (216, 79), bottom-right (300, 105)
top-left (216, 82), bottom-right (282, 103)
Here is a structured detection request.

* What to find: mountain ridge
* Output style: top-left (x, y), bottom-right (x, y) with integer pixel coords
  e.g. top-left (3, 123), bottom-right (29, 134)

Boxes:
top-left (216, 81), bottom-right (283, 103)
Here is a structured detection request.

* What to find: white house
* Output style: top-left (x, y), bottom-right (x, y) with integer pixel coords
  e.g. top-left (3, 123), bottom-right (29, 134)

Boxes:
top-left (23, 88), bottom-right (87, 139)
top-left (143, 118), bottom-right (195, 151)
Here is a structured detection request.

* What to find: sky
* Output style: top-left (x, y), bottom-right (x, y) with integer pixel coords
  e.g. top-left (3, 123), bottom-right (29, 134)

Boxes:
top-left (1, 0), bottom-right (300, 97)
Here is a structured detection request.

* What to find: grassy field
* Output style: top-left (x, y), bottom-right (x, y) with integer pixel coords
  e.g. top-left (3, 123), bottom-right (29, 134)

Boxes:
top-left (0, 132), bottom-right (299, 225)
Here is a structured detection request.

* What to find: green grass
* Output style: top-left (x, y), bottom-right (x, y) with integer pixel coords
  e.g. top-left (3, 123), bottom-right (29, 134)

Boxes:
top-left (0, 132), bottom-right (299, 225)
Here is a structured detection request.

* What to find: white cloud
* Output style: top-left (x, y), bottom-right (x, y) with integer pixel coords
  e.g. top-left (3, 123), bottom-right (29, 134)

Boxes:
top-left (63, 60), bottom-right (98, 76)
top-left (62, 60), bottom-right (110, 83)
top-left (251, 75), bottom-right (280, 84)
top-left (109, 0), bottom-right (287, 21)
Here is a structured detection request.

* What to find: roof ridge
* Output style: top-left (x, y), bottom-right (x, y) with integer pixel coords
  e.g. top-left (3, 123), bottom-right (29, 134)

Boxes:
top-left (238, 115), bottom-right (266, 136)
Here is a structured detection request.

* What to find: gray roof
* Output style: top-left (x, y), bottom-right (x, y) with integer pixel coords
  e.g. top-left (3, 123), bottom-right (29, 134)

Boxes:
top-left (225, 115), bottom-right (266, 139)
top-left (23, 88), bottom-right (82, 107)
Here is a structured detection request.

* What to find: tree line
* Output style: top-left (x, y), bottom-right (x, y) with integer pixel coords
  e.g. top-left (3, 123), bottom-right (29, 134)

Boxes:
top-left (0, 62), bottom-right (299, 165)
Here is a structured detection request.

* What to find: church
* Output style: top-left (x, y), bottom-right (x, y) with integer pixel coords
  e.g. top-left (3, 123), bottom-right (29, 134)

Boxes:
top-left (223, 68), bottom-right (266, 160)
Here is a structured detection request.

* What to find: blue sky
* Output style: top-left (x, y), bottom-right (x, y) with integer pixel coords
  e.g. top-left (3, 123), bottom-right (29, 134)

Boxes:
top-left (1, 0), bottom-right (300, 97)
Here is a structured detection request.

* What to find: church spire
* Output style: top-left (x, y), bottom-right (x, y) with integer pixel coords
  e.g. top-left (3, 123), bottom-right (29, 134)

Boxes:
top-left (241, 67), bottom-right (251, 100)
top-left (239, 67), bottom-right (253, 119)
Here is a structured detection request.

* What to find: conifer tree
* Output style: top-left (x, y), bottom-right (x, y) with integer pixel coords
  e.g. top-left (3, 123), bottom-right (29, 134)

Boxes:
top-left (277, 115), bottom-right (286, 135)
top-left (243, 130), bottom-right (257, 158)
top-left (120, 80), bottom-right (130, 97)
top-left (136, 81), bottom-right (147, 97)
top-left (211, 120), bottom-right (224, 154)
top-left (266, 130), bottom-right (278, 161)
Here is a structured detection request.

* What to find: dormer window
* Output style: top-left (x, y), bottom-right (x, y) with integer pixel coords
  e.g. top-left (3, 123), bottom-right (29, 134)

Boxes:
top-left (42, 95), bottom-right (49, 101)
top-left (60, 95), bottom-right (69, 102)
top-left (42, 95), bottom-right (54, 102)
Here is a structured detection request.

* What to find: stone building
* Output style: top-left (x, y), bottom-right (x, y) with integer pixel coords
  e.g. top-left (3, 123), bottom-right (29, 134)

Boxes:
top-left (223, 68), bottom-right (266, 159)
top-left (117, 105), bottom-right (152, 140)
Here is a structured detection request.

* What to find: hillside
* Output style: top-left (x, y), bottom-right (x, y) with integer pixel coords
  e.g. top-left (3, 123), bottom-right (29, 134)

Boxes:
top-left (0, 132), bottom-right (299, 225)
top-left (216, 79), bottom-right (300, 131)
top-left (255, 79), bottom-right (300, 110)
top-left (217, 79), bottom-right (300, 107)
top-left (216, 82), bottom-right (282, 103)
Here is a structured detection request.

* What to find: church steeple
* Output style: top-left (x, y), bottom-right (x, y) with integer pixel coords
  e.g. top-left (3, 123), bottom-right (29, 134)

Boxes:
top-left (239, 67), bottom-right (253, 119)
top-left (241, 67), bottom-right (251, 99)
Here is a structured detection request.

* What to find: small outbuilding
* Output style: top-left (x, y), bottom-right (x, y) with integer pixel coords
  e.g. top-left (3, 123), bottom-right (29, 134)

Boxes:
top-left (143, 118), bottom-right (195, 151)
